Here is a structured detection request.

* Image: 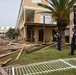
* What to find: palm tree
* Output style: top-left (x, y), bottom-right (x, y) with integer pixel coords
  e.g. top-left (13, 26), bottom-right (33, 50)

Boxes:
top-left (37, 0), bottom-right (76, 45)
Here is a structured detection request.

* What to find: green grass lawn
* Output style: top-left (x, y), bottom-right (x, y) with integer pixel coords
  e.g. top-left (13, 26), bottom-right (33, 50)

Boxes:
top-left (1, 45), bottom-right (76, 75)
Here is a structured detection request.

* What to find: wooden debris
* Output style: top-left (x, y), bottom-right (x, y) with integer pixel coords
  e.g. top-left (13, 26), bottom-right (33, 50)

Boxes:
top-left (0, 58), bottom-right (12, 67)
top-left (0, 50), bottom-right (20, 58)
top-left (15, 44), bottom-right (25, 60)
top-left (3, 58), bottom-right (12, 65)
top-left (0, 67), bottom-right (8, 75)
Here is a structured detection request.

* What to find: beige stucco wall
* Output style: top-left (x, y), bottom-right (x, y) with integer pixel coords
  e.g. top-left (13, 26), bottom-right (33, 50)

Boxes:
top-left (20, 28), bottom-right (24, 39)
top-left (18, 12), bottom-right (24, 29)
top-left (34, 27), bottom-right (52, 43)
top-left (45, 27), bottom-right (52, 43)
top-left (34, 10), bottom-right (40, 23)
top-left (24, 0), bottom-right (48, 8)
top-left (20, 26), bottom-right (27, 40)
top-left (19, 26), bottom-right (53, 43)
top-left (34, 27), bottom-right (42, 42)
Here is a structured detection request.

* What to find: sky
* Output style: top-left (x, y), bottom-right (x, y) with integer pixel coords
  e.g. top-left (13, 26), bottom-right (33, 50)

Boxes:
top-left (0, 0), bottom-right (21, 27)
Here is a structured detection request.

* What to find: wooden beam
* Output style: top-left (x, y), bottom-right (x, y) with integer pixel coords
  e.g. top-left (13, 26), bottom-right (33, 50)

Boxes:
top-left (0, 58), bottom-right (12, 67)
top-left (15, 44), bottom-right (25, 60)
top-left (0, 50), bottom-right (20, 58)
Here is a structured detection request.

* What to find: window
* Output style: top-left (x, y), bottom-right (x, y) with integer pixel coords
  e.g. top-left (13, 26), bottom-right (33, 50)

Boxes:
top-left (40, 14), bottom-right (53, 24)
top-left (32, 0), bottom-right (41, 3)
top-left (45, 15), bottom-right (52, 24)
top-left (65, 29), bottom-right (70, 36)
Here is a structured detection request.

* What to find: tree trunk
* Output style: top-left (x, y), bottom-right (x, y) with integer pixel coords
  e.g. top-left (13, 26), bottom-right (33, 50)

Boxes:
top-left (61, 30), bottom-right (65, 45)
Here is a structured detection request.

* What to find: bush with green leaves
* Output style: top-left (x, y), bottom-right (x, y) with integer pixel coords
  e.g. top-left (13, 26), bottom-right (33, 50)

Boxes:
top-left (6, 28), bottom-right (20, 39)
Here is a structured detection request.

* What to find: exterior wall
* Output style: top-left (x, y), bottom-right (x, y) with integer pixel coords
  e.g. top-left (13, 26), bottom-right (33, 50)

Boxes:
top-left (34, 27), bottom-right (42, 42)
top-left (45, 27), bottom-right (52, 43)
top-left (20, 26), bottom-right (27, 40)
top-left (34, 27), bottom-right (52, 43)
top-left (34, 10), bottom-right (40, 23)
top-left (23, 26), bottom-right (27, 40)
top-left (24, 0), bottom-right (48, 8)
top-left (18, 12), bottom-right (24, 29)
top-left (20, 28), bottom-right (24, 39)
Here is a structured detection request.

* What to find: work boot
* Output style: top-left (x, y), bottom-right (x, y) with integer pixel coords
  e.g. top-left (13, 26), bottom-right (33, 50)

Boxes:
top-left (70, 52), bottom-right (74, 55)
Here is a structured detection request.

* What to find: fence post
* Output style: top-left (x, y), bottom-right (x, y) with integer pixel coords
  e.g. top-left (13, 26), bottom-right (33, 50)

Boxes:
top-left (12, 67), bottom-right (14, 75)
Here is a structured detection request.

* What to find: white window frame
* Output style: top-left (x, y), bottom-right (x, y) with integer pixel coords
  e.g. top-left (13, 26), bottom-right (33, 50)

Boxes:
top-left (40, 14), bottom-right (53, 24)
top-left (32, 0), bottom-right (41, 3)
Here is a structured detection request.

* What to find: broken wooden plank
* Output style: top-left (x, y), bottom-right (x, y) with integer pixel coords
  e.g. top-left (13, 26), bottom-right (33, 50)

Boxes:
top-left (0, 67), bottom-right (8, 75)
top-left (0, 50), bottom-right (20, 58)
top-left (0, 58), bottom-right (12, 67)
top-left (3, 58), bottom-right (12, 65)
top-left (15, 44), bottom-right (25, 60)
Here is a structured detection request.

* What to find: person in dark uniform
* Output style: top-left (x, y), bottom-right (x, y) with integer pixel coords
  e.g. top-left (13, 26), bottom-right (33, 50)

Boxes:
top-left (57, 32), bottom-right (61, 51)
top-left (71, 26), bottom-right (76, 55)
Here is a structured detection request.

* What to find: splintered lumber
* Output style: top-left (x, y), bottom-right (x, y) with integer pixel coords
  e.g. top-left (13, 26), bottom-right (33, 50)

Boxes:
top-left (39, 43), bottom-right (57, 51)
top-left (0, 58), bottom-right (12, 67)
top-left (0, 50), bottom-right (20, 58)
top-left (3, 58), bottom-right (12, 65)
top-left (15, 44), bottom-right (25, 60)
top-left (0, 67), bottom-right (8, 75)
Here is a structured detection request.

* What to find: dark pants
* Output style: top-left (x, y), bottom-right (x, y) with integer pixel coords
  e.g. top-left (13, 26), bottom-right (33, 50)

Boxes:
top-left (58, 38), bottom-right (61, 50)
top-left (75, 45), bottom-right (76, 49)
top-left (71, 43), bottom-right (75, 55)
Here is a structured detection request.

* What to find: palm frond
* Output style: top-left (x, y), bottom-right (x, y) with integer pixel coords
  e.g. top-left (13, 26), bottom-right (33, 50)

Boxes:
top-left (45, 0), bottom-right (58, 12)
top-left (50, 0), bottom-right (60, 11)
top-left (37, 0), bottom-right (76, 22)
top-left (59, 0), bottom-right (69, 10)
top-left (38, 3), bottom-right (54, 12)
top-left (67, 0), bottom-right (76, 10)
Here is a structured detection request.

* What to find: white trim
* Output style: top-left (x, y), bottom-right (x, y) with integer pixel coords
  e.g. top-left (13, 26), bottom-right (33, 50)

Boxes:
top-left (16, 0), bottom-right (24, 28)
top-left (32, 0), bottom-right (41, 3)
top-left (24, 6), bottom-right (49, 11)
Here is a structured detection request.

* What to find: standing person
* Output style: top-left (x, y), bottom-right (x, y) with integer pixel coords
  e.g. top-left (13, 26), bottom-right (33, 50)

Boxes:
top-left (57, 32), bottom-right (61, 51)
top-left (71, 26), bottom-right (76, 55)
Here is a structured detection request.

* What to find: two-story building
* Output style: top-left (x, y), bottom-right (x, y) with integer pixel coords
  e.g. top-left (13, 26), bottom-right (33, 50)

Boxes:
top-left (16, 0), bottom-right (76, 44)
top-left (16, 0), bottom-right (57, 43)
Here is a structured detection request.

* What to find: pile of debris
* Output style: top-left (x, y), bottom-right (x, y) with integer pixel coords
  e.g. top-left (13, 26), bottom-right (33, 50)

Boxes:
top-left (0, 39), bottom-right (43, 67)
top-left (0, 39), bottom-right (26, 66)
top-left (0, 39), bottom-right (57, 67)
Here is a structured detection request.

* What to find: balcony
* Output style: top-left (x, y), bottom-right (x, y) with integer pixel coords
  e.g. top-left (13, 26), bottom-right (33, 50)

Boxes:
top-left (26, 9), bottom-right (35, 23)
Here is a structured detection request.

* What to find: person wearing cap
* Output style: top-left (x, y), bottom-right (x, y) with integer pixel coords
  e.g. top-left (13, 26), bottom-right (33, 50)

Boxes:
top-left (57, 32), bottom-right (61, 51)
top-left (71, 26), bottom-right (76, 55)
